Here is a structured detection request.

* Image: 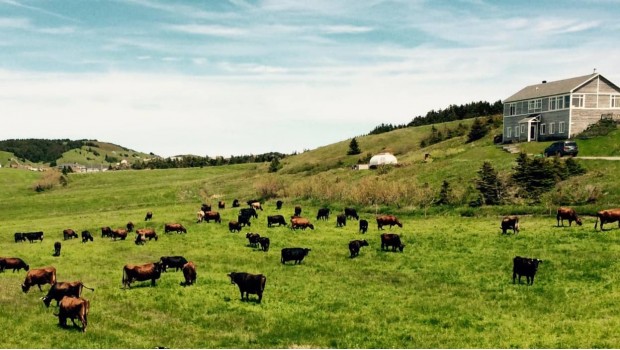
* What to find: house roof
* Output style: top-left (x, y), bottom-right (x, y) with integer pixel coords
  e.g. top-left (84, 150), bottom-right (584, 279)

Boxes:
top-left (504, 73), bottom-right (598, 103)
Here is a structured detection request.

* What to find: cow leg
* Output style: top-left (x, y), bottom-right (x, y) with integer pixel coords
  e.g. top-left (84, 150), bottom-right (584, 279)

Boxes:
top-left (37, 284), bottom-right (43, 292)
top-left (151, 278), bottom-right (156, 286)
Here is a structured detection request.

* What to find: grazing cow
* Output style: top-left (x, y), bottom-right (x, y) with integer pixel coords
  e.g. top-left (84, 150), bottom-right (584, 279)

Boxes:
top-left (348, 240), bottom-right (369, 258)
top-left (182, 262), bottom-right (197, 286)
top-left (164, 223), bottom-right (187, 234)
top-left (294, 205), bottom-right (302, 217)
top-left (81, 231), bottom-right (94, 243)
top-left (246, 199), bottom-right (260, 206)
top-left (134, 234), bottom-right (146, 245)
top-left (14, 232), bottom-right (26, 243)
top-left (218, 201), bottom-right (225, 209)
top-left (201, 204), bottom-right (212, 213)
top-left (136, 228), bottom-right (158, 241)
top-left (196, 210), bottom-right (205, 223)
top-left (316, 208), bottom-right (330, 220)
top-left (229, 221), bottom-right (242, 233)
top-left (232, 199), bottom-right (240, 208)
top-left (359, 219), bottom-right (369, 234)
top-left (238, 214), bottom-right (252, 227)
top-left (101, 226), bottom-right (113, 238)
top-left (336, 214), bottom-right (347, 227)
top-left (126, 222), bottom-right (135, 232)
top-left (22, 266), bottom-right (57, 293)
top-left (54, 296), bottom-right (89, 332)
top-left (267, 215), bottom-right (287, 227)
top-left (246, 233), bottom-right (261, 247)
top-left (501, 216), bottom-right (520, 234)
top-left (556, 207), bottom-right (582, 227)
top-left (344, 207), bottom-right (359, 220)
top-left (290, 217), bottom-right (315, 230)
top-left (160, 256), bottom-right (189, 272)
top-left (122, 262), bottom-right (163, 288)
top-left (202, 211), bottom-right (222, 223)
top-left (0, 257), bottom-right (29, 272)
top-left (251, 202), bottom-right (263, 211)
top-left (380, 233), bottom-right (405, 252)
top-left (227, 272), bottom-right (266, 303)
top-left (376, 215), bottom-right (403, 230)
top-left (594, 208), bottom-right (620, 231)
top-left (25, 231), bottom-right (44, 243)
top-left (63, 229), bottom-right (78, 240)
top-left (258, 237), bottom-right (270, 252)
top-left (281, 248), bottom-right (311, 264)
top-left (145, 211), bottom-right (153, 221)
top-left (276, 200), bottom-right (283, 210)
top-left (239, 208), bottom-right (258, 219)
top-left (513, 256), bottom-right (543, 285)
top-left (41, 281), bottom-right (95, 307)
top-left (53, 242), bottom-right (61, 257)
top-left (112, 228), bottom-right (128, 241)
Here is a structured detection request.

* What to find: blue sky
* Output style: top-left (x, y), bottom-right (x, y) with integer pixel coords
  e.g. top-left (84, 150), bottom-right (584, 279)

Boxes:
top-left (1, 0), bottom-right (619, 157)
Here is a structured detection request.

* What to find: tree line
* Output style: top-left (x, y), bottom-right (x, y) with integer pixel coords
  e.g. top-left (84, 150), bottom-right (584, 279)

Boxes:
top-left (0, 139), bottom-right (90, 163)
top-left (131, 152), bottom-right (287, 170)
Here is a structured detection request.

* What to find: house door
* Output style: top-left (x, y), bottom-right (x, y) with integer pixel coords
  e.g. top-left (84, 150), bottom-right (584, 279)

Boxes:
top-left (530, 124), bottom-right (537, 141)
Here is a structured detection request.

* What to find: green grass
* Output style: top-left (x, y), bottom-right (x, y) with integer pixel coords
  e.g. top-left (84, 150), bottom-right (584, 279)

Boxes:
top-left (2, 166), bottom-right (620, 348)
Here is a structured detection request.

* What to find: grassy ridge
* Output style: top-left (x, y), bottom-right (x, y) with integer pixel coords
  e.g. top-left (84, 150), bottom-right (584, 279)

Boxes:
top-left (2, 166), bottom-right (620, 348)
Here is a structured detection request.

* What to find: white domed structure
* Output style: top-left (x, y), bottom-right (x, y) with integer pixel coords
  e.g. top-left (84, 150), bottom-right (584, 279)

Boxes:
top-left (369, 152), bottom-right (398, 167)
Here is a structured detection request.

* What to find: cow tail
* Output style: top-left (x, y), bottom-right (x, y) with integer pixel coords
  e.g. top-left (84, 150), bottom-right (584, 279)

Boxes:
top-left (122, 268), bottom-right (127, 288)
top-left (261, 275), bottom-right (266, 292)
top-left (81, 283), bottom-right (95, 292)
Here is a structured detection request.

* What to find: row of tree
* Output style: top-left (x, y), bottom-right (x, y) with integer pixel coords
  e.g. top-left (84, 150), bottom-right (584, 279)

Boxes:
top-left (0, 139), bottom-right (88, 163)
top-left (131, 152), bottom-right (287, 170)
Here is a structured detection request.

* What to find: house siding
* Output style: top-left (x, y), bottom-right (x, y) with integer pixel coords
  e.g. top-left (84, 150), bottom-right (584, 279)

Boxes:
top-left (539, 111), bottom-right (570, 141)
top-left (571, 108), bottom-right (620, 135)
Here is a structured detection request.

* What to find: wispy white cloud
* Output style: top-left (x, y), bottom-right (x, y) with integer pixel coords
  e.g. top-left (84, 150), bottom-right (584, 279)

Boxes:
top-left (318, 25), bottom-right (374, 34)
top-left (0, 0), bottom-right (79, 22)
top-left (0, 17), bottom-right (29, 28)
top-left (166, 24), bottom-right (247, 37)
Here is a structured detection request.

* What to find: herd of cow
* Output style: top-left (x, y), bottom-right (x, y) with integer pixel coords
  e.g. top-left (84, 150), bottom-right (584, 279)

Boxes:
top-left (3, 199), bottom-right (620, 333)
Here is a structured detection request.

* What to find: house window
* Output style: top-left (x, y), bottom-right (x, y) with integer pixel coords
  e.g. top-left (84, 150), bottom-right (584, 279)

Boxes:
top-left (515, 126), bottom-right (519, 137)
top-left (572, 94), bottom-right (584, 108)
top-left (509, 103), bottom-right (516, 115)
top-left (506, 127), bottom-right (512, 138)
top-left (540, 124), bottom-right (546, 135)
top-left (612, 95), bottom-right (620, 108)
top-left (559, 122), bottom-right (565, 133)
top-left (549, 122), bottom-right (555, 134)
top-left (520, 124), bottom-right (526, 134)
top-left (528, 99), bottom-right (542, 112)
top-left (549, 95), bottom-right (567, 110)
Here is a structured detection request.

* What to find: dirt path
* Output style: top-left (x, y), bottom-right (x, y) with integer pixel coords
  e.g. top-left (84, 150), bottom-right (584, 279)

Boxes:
top-left (575, 156), bottom-right (620, 160)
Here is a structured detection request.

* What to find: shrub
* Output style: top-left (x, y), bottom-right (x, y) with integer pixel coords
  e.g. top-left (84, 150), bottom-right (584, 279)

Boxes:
top-left (32, 169), bottom-right (63, 192)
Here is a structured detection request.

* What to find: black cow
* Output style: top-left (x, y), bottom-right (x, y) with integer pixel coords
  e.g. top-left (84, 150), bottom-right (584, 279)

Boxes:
top-left (229, 221), bottom-right (242, 233)
top-left (126, 222), bottom-right (135, 232)
top-left (281, 248), bottom-right (311, 264)
top-left (381, 233), bottom-right (405, 252)
top-left (344, 207), bottom-right (359, 220)
top-left (81, 231), bottom-right (94, 243)
top-left (239, 208), bottom-right (258, 219)
top-left (201, 204), bottom-right (212, 213)
top-left (160, 256), bottom-right (189, 272)
top-left (316, 208), bottom-right (330, 220)
top-left (246, 233), bottom-right (261, 247)
top-left (101, 227), bottom-right (113, 238)
top-left (276, 200), bottom-right (283, 210)
top-left (513, 256), bottom-right (543, 285)
top-left (14, 232), bottom-right (26, 243)
top-left (336, 214), bottom-right (347, 227)
top-left (348, 240), bottom-right (369, 258)
top-left (238, 214), bottom-right (252, 227)
top-left (145, 211), bottom-right (153, 221)
top-left (232, 199), bottom-right (240, 208)
top-left (135, 234), bottom-right (146, 245)
top-left (294, 206), bottom-right (302, 217)
top-left (0, 257), bottom-right (29, 272)
top-left (63, 229), bottom-right (78, 240)
top-left (25, 231), bottom-right (44, 243)
top-left (218, 201), bottom-right (225, 209)
top-left (258, 237), bottom-right (270, 252)
top-left (227, 272), bottom-right (266, 303)
top-left (359, 219), bottom-right (368, 234)
top-left (41, 281), bottom-right (94, 307)
top-left (53, 242), bottom-right (61, 257)
top-left (267, 215), bottom-right (286, 227)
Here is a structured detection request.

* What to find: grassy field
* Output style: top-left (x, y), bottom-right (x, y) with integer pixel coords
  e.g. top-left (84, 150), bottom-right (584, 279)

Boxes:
top-left (2, 166), bottom-right (620, 348)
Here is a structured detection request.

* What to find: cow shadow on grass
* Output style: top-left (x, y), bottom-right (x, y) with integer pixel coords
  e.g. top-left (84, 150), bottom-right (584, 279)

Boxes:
top-left (55, 323), bottom-right (86, 332)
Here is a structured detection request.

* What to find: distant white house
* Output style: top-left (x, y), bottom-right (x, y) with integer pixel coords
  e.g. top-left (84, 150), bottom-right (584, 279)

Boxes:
top-left (369, 152), bottom-right (398, 168)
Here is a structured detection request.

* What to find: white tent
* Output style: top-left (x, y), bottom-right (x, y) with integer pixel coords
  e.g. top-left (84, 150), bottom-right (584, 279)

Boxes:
top-left (369, 152), bottom-right (398, 167)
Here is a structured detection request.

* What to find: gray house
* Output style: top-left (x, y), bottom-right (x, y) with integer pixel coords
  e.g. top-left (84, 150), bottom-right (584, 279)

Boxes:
top-left (503, 73), bottom-right (620, 143)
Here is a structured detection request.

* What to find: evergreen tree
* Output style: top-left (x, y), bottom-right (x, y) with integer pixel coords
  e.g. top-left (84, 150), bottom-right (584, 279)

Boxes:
top-left (476, 161), bottom-right (504, 205)
top-left (467, 117), bottom-right (489, 143)
top-left (436, 180), bottom-right (452, 205)
top-left (565, 157), bottom-right (586, 176)
top-left (347, 137), bottom-right (362, 155)
top-left (268, 157), bottom-right (282, 173)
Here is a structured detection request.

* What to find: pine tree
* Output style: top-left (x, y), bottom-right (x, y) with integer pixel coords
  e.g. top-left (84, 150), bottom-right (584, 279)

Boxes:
top-left (347, 137), bottom-right (361, 155)
top-left (476, 161), bottom-right (504, 205)
top-left (268, 157), bottom-right (282, 173)
top-left (467, 117), bottom-right (489, 143)
top-left (436, 180), bottom-right (452, 205)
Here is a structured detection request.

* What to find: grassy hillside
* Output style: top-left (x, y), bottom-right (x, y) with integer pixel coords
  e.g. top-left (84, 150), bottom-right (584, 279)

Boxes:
top-left (2, 165), bottom-right (620, 348)
top-left (55, 141), bottom-right (154, 167)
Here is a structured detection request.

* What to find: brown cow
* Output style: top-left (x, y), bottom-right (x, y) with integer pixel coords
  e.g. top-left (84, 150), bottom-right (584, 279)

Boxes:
top-left (182, 261), bottom-right (197, 286)
top-left (0, 257), bottom-right (29, 272)
top-left (246, 233), bottom-right (261, 247)
top-left (501, 216), bottom-right (520, 234)
top-left (229, 221), bottom-right (242, 233)
top-left (112, 228), bottom-right (128, 241)
top-left (54, 296), bottom-right (90, 332)
top-left (164, 223), bottom-right (187, 234)
top-left (41, 281), bottom-right (95, 307)
top-left (290, 217), bottom-right (314, 230)
top-left (122, 262), bottom-right (163, 288)
top-left (595, 208), bottom-right (620, 230)
top-left (136, 228), bottom-right (158, 241)
top-left (376, 215), bottom-right (403, 230)
top-left (380, 233), bottom-right (405, 252)
top-left (218, 201), bottom-right (226, 209)
top-left (63, 229), bottom-right (78, 240)
top-left (557, 207), bottom-right (582, 227)
top-left (202, 211), bottom-right (222, 223)
top-left (251, 202), bottom-right (263, 211)
top-left (22, 266), bottom-right (56, 293)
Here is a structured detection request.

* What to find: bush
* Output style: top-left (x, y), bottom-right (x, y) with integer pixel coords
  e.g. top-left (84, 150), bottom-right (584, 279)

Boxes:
top-left (32, 169), bottom-right (63, 192)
